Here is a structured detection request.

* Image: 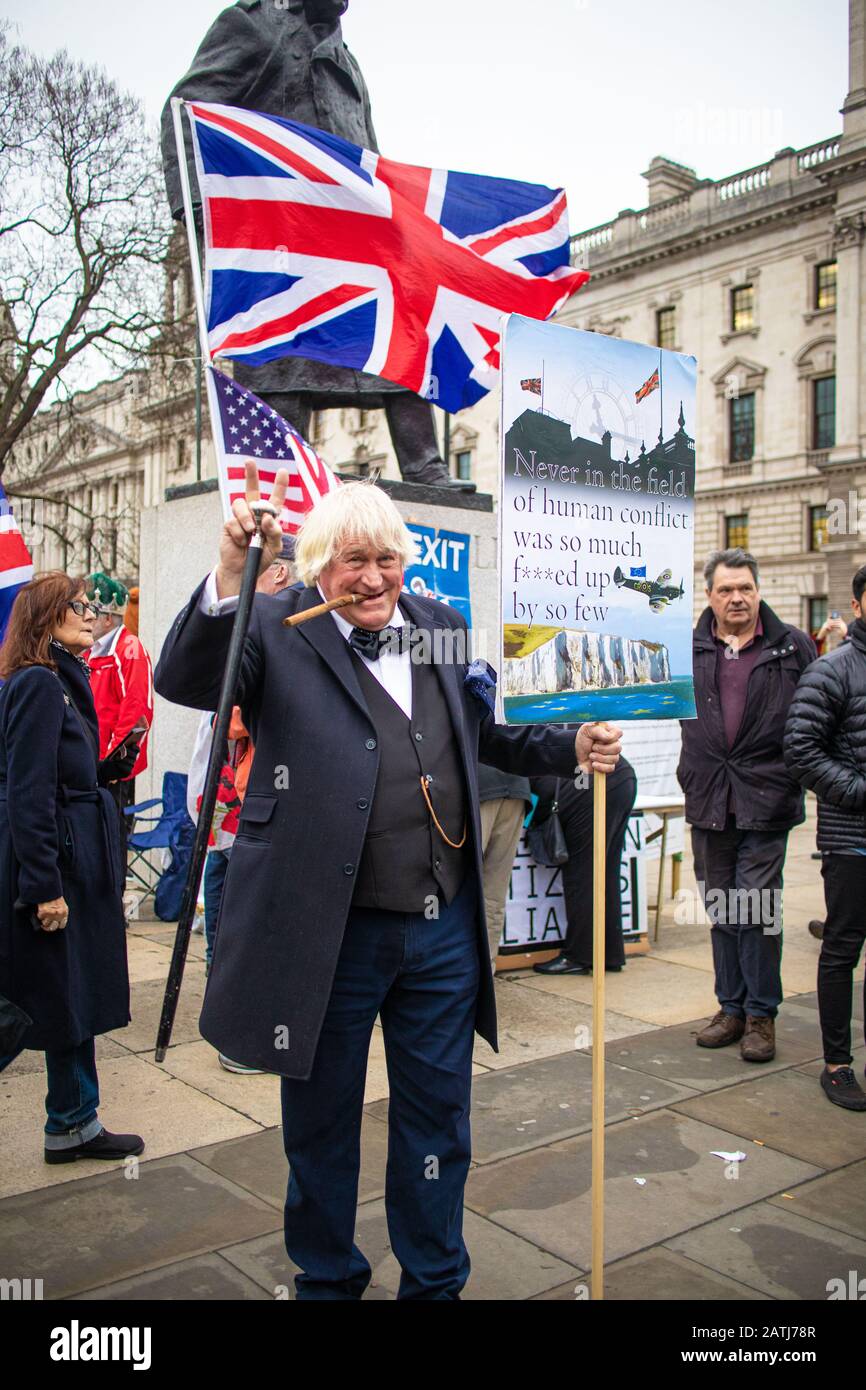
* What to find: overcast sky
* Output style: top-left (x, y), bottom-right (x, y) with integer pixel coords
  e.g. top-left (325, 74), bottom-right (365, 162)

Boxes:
top-left (2, 0), bottom-right (850, 231)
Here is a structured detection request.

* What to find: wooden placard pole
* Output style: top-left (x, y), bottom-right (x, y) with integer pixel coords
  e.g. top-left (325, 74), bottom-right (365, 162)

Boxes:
top-left (591, 765), bottom-right (607, 1300)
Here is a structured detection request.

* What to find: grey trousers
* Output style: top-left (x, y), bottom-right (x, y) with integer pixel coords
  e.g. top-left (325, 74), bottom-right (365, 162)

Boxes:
top-left (690, 825), bottom-right (787, 1019)
top-left (479, 798), bottom-right (527, 967)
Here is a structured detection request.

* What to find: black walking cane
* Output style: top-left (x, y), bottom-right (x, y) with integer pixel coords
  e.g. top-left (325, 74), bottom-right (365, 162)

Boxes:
top-left (154, 500), bottom-right (277, 1062)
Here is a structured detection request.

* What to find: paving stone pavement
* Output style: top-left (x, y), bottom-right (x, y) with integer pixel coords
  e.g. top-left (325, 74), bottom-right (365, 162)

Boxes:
top-left (1, 816), bottom-right (863, 1301)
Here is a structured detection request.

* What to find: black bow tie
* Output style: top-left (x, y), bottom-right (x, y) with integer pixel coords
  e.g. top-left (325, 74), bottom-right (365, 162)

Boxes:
top-left (348, 624), bottom-right (411, 661)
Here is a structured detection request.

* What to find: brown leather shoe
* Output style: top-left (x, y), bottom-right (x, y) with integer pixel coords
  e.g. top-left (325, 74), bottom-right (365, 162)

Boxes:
top-left (696, 1010), bottom-right (746, 1048)
top-left (741, 1015), bottom-right (776, 1063)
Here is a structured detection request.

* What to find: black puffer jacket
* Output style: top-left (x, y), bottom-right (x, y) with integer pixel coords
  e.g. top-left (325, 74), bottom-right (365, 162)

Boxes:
top-left (784, 619), bottom-right (866, 852)
top-left (678, 602), bottom-right (816, 831)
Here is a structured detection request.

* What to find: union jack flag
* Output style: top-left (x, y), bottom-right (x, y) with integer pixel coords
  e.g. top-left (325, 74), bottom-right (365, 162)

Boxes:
top-left (520, 377), bottom-right (542, 395)
top-left (188, 102), bottom-right (589, 414)
top-left (206, 366), bottom-right (339, 534)
top-left (635, 368), bottom-right (660, 404)
top-left (0, 480), bottom-right (34, 644)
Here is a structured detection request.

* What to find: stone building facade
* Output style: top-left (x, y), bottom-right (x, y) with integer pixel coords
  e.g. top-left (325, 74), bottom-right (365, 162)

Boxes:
top-left (8, 4), bottom-right (866, 643)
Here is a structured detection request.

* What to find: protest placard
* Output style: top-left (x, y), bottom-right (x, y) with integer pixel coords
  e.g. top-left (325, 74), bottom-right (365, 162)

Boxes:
top-left (500, 314), bottom-right (697, 724)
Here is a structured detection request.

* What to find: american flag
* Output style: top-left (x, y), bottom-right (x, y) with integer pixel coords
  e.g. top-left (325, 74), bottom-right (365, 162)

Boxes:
top-left (188, 102), bottom-right (589, 414)
top-left (0, 480), bottom-right (34, 643)
top-left (635, 368), bottom-right (660, 404)
top-left (206, 366), bottom-right (339, 533)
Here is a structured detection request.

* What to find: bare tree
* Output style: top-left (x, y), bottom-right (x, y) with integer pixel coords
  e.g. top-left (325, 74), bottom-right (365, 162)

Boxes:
top-left (0, 24), bottom-right (174, 478)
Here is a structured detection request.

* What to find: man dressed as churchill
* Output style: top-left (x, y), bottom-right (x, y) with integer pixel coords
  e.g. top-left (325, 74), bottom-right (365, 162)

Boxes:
top-left (155, 466), bottom-right (621, 1300)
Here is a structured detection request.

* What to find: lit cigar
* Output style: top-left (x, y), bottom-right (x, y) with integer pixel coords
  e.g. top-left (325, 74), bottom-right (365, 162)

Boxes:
top-left (283, 594), bottom-right (362, 627)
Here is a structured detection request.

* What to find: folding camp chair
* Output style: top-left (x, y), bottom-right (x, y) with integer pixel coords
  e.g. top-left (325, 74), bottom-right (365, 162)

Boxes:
top-left (125, 771), bottom-right (190, 893)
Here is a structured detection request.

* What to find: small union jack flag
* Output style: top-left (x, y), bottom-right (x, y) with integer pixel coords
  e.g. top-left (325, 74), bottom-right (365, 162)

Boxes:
top-left (206, 366), bottom-right (339, 534)
top-left (0, 479), bottom-right (34, 643)
top-left (520, 377), bottom-right (542, 395)
top-left (188, 102), bottom-right (588, 414)
top-left (635, 368), bottom-right (660, 404)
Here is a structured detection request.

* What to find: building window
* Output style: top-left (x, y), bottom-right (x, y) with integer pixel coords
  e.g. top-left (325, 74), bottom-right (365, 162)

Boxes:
top-left (731, 284), bottom-right (754, 333)
top-left (808, 596), bottom-right (828, 642)
top-left (813, 376), bottom-right (835, 450)
top-left (656, 307), bottom-right (676, 350)
top-left (815, 261), bottom-right (837, 311)
top-left (809, 505), bottom-right (829, 551)
top-left (357, 409), bottom-right (371, 429)
top-left (729, 393), bottom-right (755, 462)
top-left (725, 514), bottom-right (749, 550)
top-left (455, 450), bottom-right (472, 481)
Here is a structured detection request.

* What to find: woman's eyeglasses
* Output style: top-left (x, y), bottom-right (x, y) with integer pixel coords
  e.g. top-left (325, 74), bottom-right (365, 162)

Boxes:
top-left (68, 600), bottom-right (100, 619)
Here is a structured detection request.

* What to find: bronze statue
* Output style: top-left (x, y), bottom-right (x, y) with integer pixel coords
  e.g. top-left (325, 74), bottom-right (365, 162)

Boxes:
top-left (162, 0), bottom-right (469, 489)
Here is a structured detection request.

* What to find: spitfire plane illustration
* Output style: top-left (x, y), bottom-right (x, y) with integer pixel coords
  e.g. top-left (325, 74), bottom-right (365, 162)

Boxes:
top-left (614, 566), bottom-right (685, 614)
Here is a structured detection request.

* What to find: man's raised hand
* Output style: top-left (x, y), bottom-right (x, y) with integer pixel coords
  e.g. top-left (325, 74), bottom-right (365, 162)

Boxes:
top-left (216, 460), bottom-right (289, 599)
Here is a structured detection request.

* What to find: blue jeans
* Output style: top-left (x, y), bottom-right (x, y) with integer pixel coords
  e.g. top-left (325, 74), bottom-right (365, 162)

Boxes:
top-left (203, 848), bottom-right (231, 969)
top-left (0, 1037), bottom-right (102, 1147)
top-left (281, 875), bottom-right (481, 1301)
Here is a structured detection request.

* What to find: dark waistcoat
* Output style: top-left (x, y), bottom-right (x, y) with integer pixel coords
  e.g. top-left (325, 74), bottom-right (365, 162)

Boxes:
top-left (351, 654), bottom-right (468, 912)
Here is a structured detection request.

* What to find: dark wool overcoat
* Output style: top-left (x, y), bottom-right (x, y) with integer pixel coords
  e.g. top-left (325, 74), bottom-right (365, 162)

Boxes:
top-left (0, 648), bottom-right (130, 1050)
top-left (155, 582), bottom-right (578, 1078)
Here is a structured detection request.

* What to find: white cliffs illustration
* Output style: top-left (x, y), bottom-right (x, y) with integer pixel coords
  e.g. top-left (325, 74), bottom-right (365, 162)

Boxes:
top-left (504, 629), bottom-right (672, 696)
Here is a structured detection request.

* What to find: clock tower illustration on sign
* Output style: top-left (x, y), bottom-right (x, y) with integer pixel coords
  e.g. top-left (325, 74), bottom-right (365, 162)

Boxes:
top-left (566, 374), bottom-right (641, 454)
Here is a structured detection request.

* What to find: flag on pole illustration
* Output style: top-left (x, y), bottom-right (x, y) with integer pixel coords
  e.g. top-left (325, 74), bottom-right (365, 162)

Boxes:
top-left (635, 368), bottom-right (660, 404)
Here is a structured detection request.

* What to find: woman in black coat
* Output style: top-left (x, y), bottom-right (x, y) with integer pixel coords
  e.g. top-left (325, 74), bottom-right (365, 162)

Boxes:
top-left (0, 572), bottom-right (143, 1163)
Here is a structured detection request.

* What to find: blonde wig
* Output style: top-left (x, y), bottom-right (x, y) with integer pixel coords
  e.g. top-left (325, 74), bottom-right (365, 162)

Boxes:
top-left (294, 481), bottom-right (417, 587)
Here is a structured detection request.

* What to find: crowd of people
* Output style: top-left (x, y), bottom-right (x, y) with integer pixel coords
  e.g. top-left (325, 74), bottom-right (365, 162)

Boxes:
top-left (0, 482), bottom-right (864, 1298)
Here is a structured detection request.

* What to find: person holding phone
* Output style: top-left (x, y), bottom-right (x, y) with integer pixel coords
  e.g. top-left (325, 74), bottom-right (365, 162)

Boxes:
top-left (0, 572), bottom-right (143, 1162)
top-left (815, 610), bottom-right (850, 655)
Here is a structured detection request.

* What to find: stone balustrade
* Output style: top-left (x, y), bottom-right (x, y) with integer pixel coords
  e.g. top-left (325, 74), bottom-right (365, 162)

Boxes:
top-left (570, 137), bottom-right (842, 270)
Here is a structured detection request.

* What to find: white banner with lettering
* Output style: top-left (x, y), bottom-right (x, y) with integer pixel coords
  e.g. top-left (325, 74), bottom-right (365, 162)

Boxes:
top-left (500, 823), bottom-right (648, 954)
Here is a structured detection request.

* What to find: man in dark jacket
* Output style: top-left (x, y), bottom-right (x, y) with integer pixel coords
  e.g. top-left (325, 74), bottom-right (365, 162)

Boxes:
top-left (161, 0), bottom-right (462, 490)
top-left (784, 565), bottom-right (866, 1111)
top-left (678, 548), bottom-right (816, 1062)
top-left (155, 463), bottom-right (622, 1300)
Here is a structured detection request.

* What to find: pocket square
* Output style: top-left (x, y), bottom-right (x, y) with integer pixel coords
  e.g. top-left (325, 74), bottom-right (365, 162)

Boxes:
top-left (464, 659), bottom-right (497, 717)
